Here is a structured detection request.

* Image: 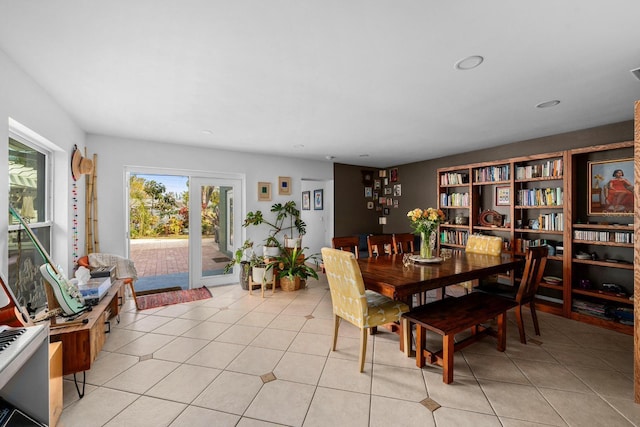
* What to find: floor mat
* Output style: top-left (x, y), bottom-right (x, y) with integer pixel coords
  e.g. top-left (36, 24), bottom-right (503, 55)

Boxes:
top-left (135, 286), bottom-right (212, 310)
top-left (212, 257), bottom-right (231, 263)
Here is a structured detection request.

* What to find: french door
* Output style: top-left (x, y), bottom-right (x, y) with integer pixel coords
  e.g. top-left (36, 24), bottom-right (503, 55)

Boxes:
top-left (189, 176), bottom-right (243, 288)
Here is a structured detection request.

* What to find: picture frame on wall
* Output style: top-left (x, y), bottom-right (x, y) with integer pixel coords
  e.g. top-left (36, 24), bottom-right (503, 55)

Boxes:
top-left (367, 201), bottom-right (374, 209)
top-left (393, 184), bottom-right (401, 196)
top-left (588, 158), bottom-right (634, 215)
top-left (364, 187), bottom-right (373, 198)
top-left (302, 191), bottom-right (311, 210)
top-left (258, 182), bottom-right (272, 201)
top-left (314, 189), bottom-right (323, 210)
top-left (374, 179), bottom-right (381, 190)
top-left (383, 207), bottom-right (390, 215)
top-left (495, 186), bottom-right (510, 206)
top-left (390, 168), bottom-right (398, 182)
top-left (278, 176), bottom-right (292, 195)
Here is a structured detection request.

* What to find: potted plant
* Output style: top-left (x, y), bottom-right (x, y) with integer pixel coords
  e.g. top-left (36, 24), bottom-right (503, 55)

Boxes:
top-left (273, 245), bottom-right (319, 292)
top-left (223, 240), bottom-right (255, 290)
top-left (243, 201), bottom-right (306, 256)
top-left (251, 255), bottom-right (275, 289)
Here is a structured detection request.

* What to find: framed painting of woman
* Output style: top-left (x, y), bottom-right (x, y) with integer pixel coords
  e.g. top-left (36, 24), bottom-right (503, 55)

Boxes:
top-left (588, 158), bottom-right (634, 215)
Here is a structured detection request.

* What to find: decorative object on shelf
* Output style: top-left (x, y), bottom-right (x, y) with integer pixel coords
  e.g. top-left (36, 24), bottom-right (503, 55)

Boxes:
top-left (588, 158), bottom-right (633, 215)
top-left (495, 186), bottom-right (510, 206)
top-left (454, 214), bottom-right (469, 225)
top-left (301, 191), bottom-right (310, 210)
top-left (258, 182), bottom-right (272, 201)
top-left (478, 209), bottom-right (503, 227)
top-left (313, 189), bottom-right (323, 210)
top-left (278, 176), bottom-right (292, 195)
top-left (407, 207), bottom-right (445, 259)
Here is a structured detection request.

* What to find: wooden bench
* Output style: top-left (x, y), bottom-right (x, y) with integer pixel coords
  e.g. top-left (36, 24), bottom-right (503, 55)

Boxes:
top-left (402, 292), bottom-right (517, 383)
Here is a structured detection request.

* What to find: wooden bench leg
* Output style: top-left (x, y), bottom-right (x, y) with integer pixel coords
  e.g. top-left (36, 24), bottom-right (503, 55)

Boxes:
top-left (496, 312), bottom-right (507, 352)
top-left (443, 334), bottom-right (454, 384)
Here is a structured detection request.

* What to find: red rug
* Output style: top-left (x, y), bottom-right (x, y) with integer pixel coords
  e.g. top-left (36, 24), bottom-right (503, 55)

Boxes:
top-left (136, 286), bottom-right (212, 310)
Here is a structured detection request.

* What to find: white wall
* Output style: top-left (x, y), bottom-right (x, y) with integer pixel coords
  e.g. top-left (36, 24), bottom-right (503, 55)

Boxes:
top-left (300, 179), bottom-right (333, 260)
top-left (86, 135), bottom-right (333, 258)
top-left (0, 49), bottom-right (86, 276)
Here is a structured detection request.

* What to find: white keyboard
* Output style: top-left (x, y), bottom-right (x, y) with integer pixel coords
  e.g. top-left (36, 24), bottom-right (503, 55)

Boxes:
top-left (0, 325), bottom-right (47, 390)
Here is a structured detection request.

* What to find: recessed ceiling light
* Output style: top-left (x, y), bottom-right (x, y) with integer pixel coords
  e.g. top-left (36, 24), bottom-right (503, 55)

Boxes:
top-left (325, 155), bottom-right (335, 160)
top-left (454, 55), bottom-right (484, 70)
top-left (293, 144), bottom-right (304, 149)
top-left (535, 100), bottom-right (561, 109)
top-left (201, 129), bottom-right (213, 135)
top-left (359, 154), bottom-right (369, 158)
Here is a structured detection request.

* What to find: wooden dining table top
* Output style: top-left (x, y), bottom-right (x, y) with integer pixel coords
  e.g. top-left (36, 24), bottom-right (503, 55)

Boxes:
top-left (357, 252), bottom-right (522, 302)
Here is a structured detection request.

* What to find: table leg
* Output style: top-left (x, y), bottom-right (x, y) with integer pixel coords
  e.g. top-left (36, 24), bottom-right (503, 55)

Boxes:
top-left (415, 324), bottom-right (426, 367)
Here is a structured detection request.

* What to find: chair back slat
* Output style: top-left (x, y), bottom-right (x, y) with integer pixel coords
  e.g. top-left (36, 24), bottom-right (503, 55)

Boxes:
top-left (367, 235), bottom-right (394, 258)
top-left (516, 246), bottom-right (548, 303)
top-left (392, 233), bottom-right (415, 254)
top-left (331, 236), bottom-right (360, 259)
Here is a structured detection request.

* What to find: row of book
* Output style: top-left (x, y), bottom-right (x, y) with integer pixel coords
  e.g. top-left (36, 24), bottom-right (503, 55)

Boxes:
top-left (440, 230), bottom-right (469, 246)
top-left (440, 172), bottom-right (469, 186)
top-left (439, 192), bottom-right (469, 207)
top-left (515, 187), bottom-right (563, 206)
top-left (515, 159), bottom-right (563, 180)
top-left (535, 212), bottom-right (564, 231)
top-left (573, 230), bottom-right (634, 244)
top-left (473, 165), bottom-right (509, 183)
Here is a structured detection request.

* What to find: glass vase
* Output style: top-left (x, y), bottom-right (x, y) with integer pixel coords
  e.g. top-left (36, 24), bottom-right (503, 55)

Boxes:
top-left (420, 231), bottom-right (434, 259)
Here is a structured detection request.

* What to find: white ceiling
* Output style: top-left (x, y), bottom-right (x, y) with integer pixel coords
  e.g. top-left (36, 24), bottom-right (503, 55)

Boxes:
top-left (1, 1), bottom-right (639, 168)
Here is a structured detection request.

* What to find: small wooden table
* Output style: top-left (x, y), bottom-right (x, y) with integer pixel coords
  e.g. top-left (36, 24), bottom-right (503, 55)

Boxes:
top-left (403, 292), bottom-right (517, 383)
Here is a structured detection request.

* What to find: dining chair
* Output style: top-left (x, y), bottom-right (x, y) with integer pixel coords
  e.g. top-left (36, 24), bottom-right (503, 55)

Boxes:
top-left (321, 248), bottom-right (410, 372)
top-left (392, 233), bottom-right (415, 254)
top-left (367, 234), bottom-right (394, 258)
top-left (454, 234), bottom-right (505, 295)
top-left (331, 236), bottom-right (360, 258)
top-left (475, 245), bottom-right (548, 344)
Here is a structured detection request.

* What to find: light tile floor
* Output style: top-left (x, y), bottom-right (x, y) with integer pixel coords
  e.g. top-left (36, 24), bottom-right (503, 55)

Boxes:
top-left (58, 275), bottom-right (640, 427)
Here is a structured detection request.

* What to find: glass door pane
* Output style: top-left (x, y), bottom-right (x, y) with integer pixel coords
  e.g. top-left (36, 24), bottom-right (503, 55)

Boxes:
top-left (190, 177), bottom-right (241, 287)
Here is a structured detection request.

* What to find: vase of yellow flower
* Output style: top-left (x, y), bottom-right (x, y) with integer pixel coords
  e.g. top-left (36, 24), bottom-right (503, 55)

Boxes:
top-left (407, 208), bottom-right (446, 259)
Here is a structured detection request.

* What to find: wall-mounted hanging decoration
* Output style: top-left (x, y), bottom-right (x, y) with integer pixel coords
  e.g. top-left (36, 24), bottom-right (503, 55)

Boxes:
top-left (302, 191), bottom-right (310, 210)
top-left (71, 144), bottom-right (94, 181)
top-left (279, 176), bottom-right (292, 195)
top-left (314, 189), bottom-right (323, 210)
top-left (258, 182), bottom-right (272, 201)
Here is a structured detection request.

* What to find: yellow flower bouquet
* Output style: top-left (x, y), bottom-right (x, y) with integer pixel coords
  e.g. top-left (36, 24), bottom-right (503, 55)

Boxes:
top-left (407, 207), bottom-right (445, 258)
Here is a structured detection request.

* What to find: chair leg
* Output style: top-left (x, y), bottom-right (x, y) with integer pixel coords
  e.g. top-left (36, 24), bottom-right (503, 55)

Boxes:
top-left (529, 301), bottom-right (540, 336)
top-left (515, 305), bottom-right (526, 344)
top-left (332, 314), bottom-right (340, 351)
top-left (359, 327), bottom-right (368, 372)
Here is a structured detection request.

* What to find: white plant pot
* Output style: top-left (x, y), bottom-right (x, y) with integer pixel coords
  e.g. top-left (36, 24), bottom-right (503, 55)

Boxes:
top-left (263, 246), bottom-right (280, 257)
top-left (252, 266), bottom-right (274, 284)
top-left (284, 237), bottom-right (302, 249)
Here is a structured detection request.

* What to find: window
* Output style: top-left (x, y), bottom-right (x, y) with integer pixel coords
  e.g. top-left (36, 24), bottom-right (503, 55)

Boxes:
top-left (8, 136), bottom-right (52, 315)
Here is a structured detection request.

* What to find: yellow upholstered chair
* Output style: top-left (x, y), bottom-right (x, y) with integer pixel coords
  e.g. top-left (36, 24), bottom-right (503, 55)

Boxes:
top-left (456, 234), bottom-right (504, 294)
top-left (321, 247), bottom-right (410, 372)
top-left (465, 234), bottom-right (503, 256)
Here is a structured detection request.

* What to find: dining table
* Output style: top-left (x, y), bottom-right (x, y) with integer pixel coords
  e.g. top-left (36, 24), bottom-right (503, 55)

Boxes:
top-left (357, 251), bottom-right (522, 355)
top-left (358, 251), bottom-right (522, 307)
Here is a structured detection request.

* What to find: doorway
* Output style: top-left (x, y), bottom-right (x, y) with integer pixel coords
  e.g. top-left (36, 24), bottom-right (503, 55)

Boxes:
top-left (127, 170), bottom-right (243, 292)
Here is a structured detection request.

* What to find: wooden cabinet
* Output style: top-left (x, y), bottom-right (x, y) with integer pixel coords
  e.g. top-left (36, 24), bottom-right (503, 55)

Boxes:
top-left (49, 280), bottom-right (124, 375)
top-left (49, 342), bottom-right (63, 427)
top-left (437, 141), bottom-right (634, 333)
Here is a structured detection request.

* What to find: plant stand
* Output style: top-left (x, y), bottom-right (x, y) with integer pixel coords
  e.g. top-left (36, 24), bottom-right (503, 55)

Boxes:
top-left (248, 274), bottom-right (275, 298)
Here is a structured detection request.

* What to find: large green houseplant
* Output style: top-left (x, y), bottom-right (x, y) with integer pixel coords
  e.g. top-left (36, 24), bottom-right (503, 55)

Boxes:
top-left (243, 201), bottom-right (306, 255)
top-left (223, 239), bottom-right (255, 289)
top-left (272, 245), bottom-right (319, 291)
